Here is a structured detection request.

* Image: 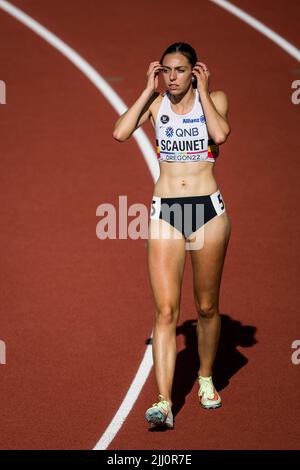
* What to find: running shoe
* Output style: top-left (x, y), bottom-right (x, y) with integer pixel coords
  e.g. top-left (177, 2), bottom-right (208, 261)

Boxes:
top-left (198, 376), bottom-right (222, 409)
top-left (145, 394), bottom-right (174, 428)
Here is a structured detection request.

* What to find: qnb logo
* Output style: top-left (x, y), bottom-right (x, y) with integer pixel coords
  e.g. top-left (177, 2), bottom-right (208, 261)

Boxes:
top-left (176, 127), bottom-right (199, 137)
top-left (0, 80), bottom-right (6, 104)
top-left (0, 340), bottom-right (6, 364)
top-left (291, 340), bottom-right (300, 365)
top-left (165, 126), bottom-right (174, 138)
top-left (291, 80), bottom-right (300, 104)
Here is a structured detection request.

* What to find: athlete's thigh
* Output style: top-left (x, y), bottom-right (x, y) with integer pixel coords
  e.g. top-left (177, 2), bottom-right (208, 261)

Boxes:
top-left (147, 219), bottom-right (186, 310)
top-left (189, 212), bottom-right (232, 302)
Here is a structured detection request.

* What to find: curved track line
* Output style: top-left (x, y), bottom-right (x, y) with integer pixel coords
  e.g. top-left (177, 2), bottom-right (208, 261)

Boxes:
top-left (0, 0), bottom-right (156, 451)
top-left (210, 0), bottom-right (300, 62)
top-left (93, 342), bottom-right (154, 450)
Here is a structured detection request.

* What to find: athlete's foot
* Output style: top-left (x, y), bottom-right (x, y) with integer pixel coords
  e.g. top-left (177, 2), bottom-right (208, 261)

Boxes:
top-left (198, 376), bottom-right (222, 409)
top-left (145, 394), bottom-right (174, 428)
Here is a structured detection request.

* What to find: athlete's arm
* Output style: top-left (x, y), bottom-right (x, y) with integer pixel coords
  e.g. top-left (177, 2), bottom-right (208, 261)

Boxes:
top-left (113, 90), bottom-right (159, 141)
top-left (113, 61), bottom-right (162, 141)
top-left (201, 90), bottom-right (231, 144)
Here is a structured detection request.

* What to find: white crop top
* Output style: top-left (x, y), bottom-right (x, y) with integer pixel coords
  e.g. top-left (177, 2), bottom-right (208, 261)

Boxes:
top-left (155, 89), bottom-right (219, 163)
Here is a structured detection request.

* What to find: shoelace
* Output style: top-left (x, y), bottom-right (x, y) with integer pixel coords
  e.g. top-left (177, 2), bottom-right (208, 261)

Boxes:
top-left (199, 379), bottom-right (215, 399)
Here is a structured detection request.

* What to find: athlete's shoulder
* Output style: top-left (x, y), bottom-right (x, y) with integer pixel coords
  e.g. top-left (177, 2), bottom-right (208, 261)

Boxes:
top-left (149, 91), bottom-right (165, 114)
top-left (209, 90), bottom-right (229, 117)
top-left (209, 89), bottom-right (227, 97)
top-left (149, 91), bottom-right (165, 107)
top-left (149, 92), bottom-right (166, 126)
top-left (209, 90), bottom-right (228, 104)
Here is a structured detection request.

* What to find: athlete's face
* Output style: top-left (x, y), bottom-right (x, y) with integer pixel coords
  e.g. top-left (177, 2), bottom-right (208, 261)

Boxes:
top-left (161, 53), bottom-right (193, 94)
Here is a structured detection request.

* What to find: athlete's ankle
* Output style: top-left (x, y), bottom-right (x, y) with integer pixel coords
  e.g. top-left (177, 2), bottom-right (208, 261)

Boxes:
top-left (158, 394), bottom-right (172, 407)
top-left (198, 370), bottom-right (212, 378)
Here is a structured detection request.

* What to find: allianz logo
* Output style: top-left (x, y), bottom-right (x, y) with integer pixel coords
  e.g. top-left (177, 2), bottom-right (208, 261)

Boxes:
top-left (182, 115), bottom-right (205, 124)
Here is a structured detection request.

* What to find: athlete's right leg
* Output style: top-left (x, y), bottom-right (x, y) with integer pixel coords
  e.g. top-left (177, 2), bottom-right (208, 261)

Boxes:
top-left (147, 218), bottom-right (186, 406)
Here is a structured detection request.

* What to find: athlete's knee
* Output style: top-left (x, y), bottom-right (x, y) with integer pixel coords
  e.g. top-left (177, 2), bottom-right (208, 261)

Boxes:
top-left (196, 302), bottom-right (219, 320)
top-left (155, 304), bottom-right (179, 325)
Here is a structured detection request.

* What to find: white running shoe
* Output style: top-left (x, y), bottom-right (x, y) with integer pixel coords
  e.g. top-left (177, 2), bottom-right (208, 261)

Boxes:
top-left (198, 376), bottom-right (222, 409)
top-left (145, 394), bottom-right (174, 428)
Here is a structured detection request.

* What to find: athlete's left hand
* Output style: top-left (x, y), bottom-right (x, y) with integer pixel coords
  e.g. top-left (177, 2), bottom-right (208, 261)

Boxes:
top-left (192, 62), bottom-right (210, 94)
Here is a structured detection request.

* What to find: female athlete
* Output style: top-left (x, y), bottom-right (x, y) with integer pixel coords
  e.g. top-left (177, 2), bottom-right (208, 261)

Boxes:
top-left (113, 42), bottom-right (231, 429)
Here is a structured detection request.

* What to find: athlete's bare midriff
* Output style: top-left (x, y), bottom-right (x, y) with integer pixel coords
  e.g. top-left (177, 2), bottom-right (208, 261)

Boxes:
top-left (149, 93), bottom-right (219, 198)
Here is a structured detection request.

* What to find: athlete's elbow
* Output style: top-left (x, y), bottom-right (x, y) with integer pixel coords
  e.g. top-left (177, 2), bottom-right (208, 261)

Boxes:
top-left (215, 127), bottom-right (231, 144)
top-left (113, 131), bottom-right (127, 142)
top-left (214, 133), bottom-right (227, 145)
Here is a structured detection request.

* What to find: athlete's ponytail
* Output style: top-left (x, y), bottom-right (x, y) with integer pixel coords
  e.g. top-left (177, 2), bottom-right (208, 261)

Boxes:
top-left (159, 42), bottom-right (198, 89)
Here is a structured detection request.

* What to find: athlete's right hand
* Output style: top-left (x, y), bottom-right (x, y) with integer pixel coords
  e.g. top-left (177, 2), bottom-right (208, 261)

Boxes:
top-left (146, 61), bottom-right (163, 92)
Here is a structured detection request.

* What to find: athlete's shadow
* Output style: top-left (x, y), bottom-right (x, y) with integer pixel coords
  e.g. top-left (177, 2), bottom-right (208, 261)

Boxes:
top-left (170, 314), bottom-right (257, 418)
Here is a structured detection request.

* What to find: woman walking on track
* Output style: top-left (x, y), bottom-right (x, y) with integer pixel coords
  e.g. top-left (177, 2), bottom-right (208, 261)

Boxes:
top-left (113, 42), bottom-right (231, 429)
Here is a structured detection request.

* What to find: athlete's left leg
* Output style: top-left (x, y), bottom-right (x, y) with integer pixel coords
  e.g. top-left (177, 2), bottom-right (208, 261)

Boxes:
top-left (188, 210), bottom-right (232, 377)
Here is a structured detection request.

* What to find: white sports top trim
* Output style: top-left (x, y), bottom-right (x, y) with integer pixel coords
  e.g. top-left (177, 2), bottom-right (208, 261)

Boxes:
top-left (155, 89), bottom-right (219, 163)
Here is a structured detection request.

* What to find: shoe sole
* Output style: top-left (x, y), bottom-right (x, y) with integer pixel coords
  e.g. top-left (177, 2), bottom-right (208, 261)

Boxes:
top-left (145, 409), bottom-right (174, 428)
top-left (145, 408), bottom-right (166, 425)
top-left (200, 402), bottom-right (222, 409)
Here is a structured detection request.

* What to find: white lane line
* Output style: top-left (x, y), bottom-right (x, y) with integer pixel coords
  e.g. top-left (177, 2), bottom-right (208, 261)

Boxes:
top-left (0, 0), bottom-right (157, 450)
top-left (93, 338), bottom-right (153, 450)
top-left (210, 0), bottom-right (300, 62)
